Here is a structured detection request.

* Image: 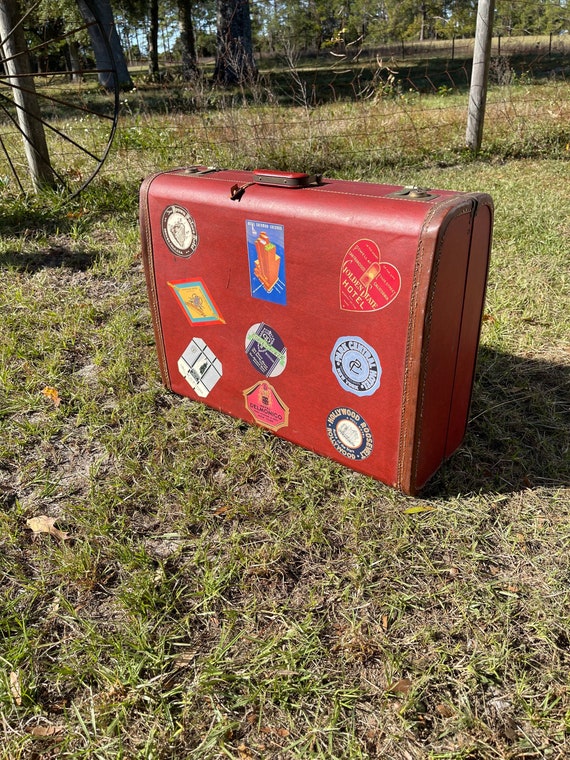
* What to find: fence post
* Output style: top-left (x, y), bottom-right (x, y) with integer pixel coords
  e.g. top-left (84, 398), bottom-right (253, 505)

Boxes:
top-left (466, 0), bottom-right (495, 153)
top-left (0, 0), bottom-right (55, 190)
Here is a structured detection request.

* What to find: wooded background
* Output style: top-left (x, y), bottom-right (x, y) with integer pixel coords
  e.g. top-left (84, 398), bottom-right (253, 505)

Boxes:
top-left (114, 0), bottom-right (570, 60)
top-left (24, 1), bottom-right (570, 88)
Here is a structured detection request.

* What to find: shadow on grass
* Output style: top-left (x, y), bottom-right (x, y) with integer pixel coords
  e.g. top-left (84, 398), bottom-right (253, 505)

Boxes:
top-left (0, 245), bottom-right (100, 272)
top-left (424, 345), bottom-right (570, 497)
top-left (123, 48), bottom-right (570, 111)
top-left (0, 180), bottom-right (139, 269)
top-left (0, 199), bottom-right (97, 271)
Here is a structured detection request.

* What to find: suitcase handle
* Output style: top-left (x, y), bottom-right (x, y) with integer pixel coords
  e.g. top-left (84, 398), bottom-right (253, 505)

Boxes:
top-left (252, 169), bottom-right (322, 188)
top-left (230, 170), bottom-right (322, 201)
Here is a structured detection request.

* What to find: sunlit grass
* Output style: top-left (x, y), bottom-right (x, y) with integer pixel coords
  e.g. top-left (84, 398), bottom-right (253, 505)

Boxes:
top-left (109, 77), bottom-right (570, 182)
top-left (0, 63), bottom-right (569, 758)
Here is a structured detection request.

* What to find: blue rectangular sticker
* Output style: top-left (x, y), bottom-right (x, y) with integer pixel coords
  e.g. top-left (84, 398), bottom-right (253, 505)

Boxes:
top-left (246, 220), bottom-right (286, 305)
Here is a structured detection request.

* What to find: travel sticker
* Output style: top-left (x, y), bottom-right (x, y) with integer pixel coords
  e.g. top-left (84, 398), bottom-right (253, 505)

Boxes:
top-left (178, 338), bottom-right (222, 398)
top-left (331, 336), bottom-right (381, 397)
top-left (168, 279), bottom-right (225, 326)
top-left (340, 238), bottom-right (401, 312)
top-left (161, 204), bottom-right (198, 257)
top-left (244, 381), bottom-right (289, 431)
top-left (326, 407), bottom-right (373, 461)
top-left (246, 220), bottom-right (287, 305)
top-left (245, 322), bottom-right (287, 378)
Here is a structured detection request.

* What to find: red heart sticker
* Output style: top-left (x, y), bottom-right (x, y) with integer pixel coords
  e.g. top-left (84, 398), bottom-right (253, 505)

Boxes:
top-left (340, 239), bottom-right (401, 312)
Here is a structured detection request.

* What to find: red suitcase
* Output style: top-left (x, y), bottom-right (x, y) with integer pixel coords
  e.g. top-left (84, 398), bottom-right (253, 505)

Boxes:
top-left (140, 167), bottom-right (493, 495)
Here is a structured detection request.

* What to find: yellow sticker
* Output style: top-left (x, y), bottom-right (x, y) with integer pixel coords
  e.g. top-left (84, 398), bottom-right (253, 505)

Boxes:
top-left (168, 279), bottom-right (225, 325)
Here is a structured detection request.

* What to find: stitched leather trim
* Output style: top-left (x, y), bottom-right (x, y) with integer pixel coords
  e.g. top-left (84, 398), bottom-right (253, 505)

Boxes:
top-left (410, 204), bottom-right (474, 491)
top-left (140, 172), bottom-right (172, 389)
top-left (397, 198), bottom-right (474, 494)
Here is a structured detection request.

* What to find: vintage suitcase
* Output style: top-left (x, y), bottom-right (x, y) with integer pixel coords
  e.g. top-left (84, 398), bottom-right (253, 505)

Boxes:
top-left (140, 167), bottom-right (493, 495)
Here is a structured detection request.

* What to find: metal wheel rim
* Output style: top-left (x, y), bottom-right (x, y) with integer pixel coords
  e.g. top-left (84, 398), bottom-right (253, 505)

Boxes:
top-left (0, 0), bottom-right (120, 199)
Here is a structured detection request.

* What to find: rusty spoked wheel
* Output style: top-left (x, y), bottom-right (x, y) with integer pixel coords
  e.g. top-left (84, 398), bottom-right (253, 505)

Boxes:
top-left (0, 0), bottom-right (119, 199)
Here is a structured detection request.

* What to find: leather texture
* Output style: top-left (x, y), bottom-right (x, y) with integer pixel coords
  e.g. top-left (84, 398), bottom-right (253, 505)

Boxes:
top-left (140, 168), bottom-right (493, 494)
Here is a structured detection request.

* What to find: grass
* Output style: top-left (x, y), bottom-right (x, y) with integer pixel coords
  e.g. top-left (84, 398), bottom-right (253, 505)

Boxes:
top-left (109, 68), bottom-right (570, 180)
top-left (0, 55), bottom-right (569, 758)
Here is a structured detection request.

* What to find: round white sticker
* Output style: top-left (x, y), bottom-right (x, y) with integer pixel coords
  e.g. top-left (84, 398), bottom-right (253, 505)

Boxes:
top-left (161, 205), bottom-right (198, 257)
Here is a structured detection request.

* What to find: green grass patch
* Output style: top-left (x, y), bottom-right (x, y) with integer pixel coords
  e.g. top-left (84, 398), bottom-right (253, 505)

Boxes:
top-left (0, 70), bottom-right (569, 758)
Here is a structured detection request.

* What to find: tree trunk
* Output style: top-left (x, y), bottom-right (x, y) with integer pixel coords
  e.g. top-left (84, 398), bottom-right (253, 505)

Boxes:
top-left (178, 0), bottom-right (199, 80)
top-left (419, 2), bottom-right (427, 41)
top-left (68, 39), bottom-right (83, 83)
top-left (147, 0), bottom-right (159, 80)
top-left (214, 0), bottom-right (257, 86)
top-left (76, 0), bottom-right (134, 90)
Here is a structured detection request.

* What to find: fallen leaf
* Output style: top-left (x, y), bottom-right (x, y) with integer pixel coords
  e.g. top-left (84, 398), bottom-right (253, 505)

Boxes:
top-left (26, 724), bottom-right (65, 739)
top-left (496, 585), bottom-right (520, 598)
top-left (388, 678), bottom-right (412, 695)
top-left (173, 651), bottom-right (197, 668)
top-left (162, 651), bottom-right (198, 689)
top-left (435, 703), bottom-right (454, 717)
top-left (261, 725), bottom-right (290, 737)
top-left (10, 671), bottom-right (22, 705)
top-left (404, 505), bottom-right (436, 514)
top-left (41, 386), bottom-right (61, 407)
top-left (26, 515), bottom-right (69, 542)
top-left (503, 717), bottom-right (518, 740)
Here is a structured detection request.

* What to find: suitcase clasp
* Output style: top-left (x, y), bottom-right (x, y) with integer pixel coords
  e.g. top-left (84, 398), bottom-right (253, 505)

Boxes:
top-left (179, 166), bottom-right (222, 176)
top-left (387, 186), bottom-right (438, 201)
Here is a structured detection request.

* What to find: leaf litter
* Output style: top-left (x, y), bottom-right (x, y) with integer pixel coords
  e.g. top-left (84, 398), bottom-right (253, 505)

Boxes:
top-left (26, 515), bottom-right (70, 542)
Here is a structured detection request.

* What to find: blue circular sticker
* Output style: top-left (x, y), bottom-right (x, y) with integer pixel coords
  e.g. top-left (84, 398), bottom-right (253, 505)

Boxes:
top-left (330, 336), bottom-right (381, 397)
top-left (326, 407), bottom-right (373, 460)
top-left (245, 322), bottom-right (287, 377)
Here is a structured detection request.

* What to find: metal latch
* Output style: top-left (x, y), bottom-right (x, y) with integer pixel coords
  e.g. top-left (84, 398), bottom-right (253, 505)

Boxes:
top-left (178, 166), bottom-right (222, 176)
top-left (387, 186), bottom-right (438, 201)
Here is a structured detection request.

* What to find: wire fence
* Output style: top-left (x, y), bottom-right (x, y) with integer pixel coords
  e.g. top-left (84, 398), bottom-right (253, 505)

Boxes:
top-left (110, 35), bottom-right (570, 182)
top-left (283, 31), bottom-right (570, 63)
